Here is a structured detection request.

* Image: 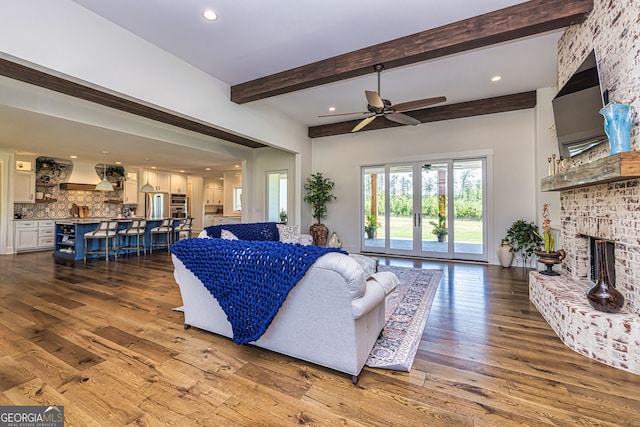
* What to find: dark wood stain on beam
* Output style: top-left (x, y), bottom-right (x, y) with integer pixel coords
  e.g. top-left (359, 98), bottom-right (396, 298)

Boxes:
top-left (0, 58), bottom-right (265, 149)
top-left (308, 91), bottom-right (537, 138)
top-left (231, 0), bottom-right (593, 104)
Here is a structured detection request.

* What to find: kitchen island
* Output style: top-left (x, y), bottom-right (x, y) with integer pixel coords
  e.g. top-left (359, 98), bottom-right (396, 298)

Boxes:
top-left (53, 218), bottom-right (177, 261)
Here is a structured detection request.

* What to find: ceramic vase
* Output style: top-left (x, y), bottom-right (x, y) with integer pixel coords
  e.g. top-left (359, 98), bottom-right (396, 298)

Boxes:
top-left (600, 103), bottom-right (635, 155)
top-left (310, 223), bottom-right (329, 246)
top-left (497, 240), bottom-right (513, 268)
top-left (587, 240), bottom-right (625, 313)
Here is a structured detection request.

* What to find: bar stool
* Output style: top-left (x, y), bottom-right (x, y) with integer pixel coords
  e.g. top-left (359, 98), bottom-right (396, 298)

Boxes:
top-left (173, 217), bottom-right (193, 242)
top-left (118, 219), bottom-right (147, 256)
top-left (84, 220), bottom-right (119, 262)
top-left (150, 218), bottom-right (173, 252)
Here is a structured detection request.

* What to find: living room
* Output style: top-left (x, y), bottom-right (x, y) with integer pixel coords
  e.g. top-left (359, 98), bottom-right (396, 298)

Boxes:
top-left (1, 0), bottom-right (639, 425)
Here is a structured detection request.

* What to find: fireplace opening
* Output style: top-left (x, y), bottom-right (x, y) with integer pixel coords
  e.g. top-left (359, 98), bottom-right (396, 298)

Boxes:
top-left (590, 238), bottom-right (616, 284)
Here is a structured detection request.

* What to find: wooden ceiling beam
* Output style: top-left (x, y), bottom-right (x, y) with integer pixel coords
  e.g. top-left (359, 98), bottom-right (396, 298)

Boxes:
top-left (0, 57), bottom-right (266, 149)
top-left (308, 91), bottom-right (537, 138)
top-left (231, 0), bottom-right (592, 104)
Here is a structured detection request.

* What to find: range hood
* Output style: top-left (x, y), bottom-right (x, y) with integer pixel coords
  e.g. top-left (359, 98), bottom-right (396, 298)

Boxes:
top-left (59, 161), bottom-right (101, 191)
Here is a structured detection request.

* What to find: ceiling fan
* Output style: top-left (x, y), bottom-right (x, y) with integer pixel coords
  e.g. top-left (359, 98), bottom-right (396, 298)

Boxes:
top-left (319, 64), bottom-right (446, 132)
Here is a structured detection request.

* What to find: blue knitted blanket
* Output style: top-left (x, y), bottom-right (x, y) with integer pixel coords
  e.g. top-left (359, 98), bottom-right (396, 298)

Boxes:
top-left (204, 222), bottom-right (279, 241)
top-left (170, 238), bottom-right (346, 344)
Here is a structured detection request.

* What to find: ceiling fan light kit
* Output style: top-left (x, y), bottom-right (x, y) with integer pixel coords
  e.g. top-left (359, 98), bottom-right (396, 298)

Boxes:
top-left (319, 63), bottom-right (446, 133)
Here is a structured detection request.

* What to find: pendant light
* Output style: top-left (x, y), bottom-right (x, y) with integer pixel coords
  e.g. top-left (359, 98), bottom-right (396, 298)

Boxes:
top-left (140, 180), bottom-right (155, 193)
top-left (95, 151), bottom-right (114, 192)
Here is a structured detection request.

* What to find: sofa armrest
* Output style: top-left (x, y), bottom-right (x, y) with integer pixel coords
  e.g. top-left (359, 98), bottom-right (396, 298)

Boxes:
top-left (351, 279), bottom-right (387, 319)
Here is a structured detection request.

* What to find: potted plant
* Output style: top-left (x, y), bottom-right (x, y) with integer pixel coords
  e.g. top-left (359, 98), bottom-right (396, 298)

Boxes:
top-left (279, 209), bottom-right (288, 224)
top-left (504, 219), bottom-right (542, 267)
top-left (303, 172), bottom-right (336, 246)
top-left (429, 214), bottom-right (448, 242)
top-left (364, 215), bottom-right (379, 239)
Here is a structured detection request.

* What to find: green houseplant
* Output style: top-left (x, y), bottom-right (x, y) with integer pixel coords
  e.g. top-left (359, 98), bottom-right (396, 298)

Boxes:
top-left (429, 214), bottom-right (448, 242)
top-left (303, 172), bottom-right (336, 245)
top-left (504, 219), bottom-right (543, 267)
top-left (364, 215), bottom-right (379, 239)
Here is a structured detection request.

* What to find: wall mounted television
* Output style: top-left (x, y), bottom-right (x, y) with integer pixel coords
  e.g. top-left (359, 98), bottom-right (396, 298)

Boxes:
top-left (553, 50), bottom-right (608, 158)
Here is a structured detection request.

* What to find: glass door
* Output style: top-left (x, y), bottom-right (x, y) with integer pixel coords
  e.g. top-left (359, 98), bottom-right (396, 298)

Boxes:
top-left (452, 159), bottom-right (486, 261)
top-left (420, 162), bottom-right (451, 258)
top-left (362, 158), bottom-right (487, 262)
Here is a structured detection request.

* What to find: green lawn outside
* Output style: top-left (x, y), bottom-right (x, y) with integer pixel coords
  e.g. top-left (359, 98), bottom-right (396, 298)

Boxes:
top-left (375, 216), bottom-right (483, 243)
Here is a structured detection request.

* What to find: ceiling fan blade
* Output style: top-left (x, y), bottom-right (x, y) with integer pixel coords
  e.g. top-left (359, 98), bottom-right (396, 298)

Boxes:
top-left (318, 111), bottom-right (368, 118)
top-left (385, 112), bottom-right (420, 126)
top-left (365, 90), bottom-right (384, 109)
top-left (390, 96), bottom-right (447, 112)
top-left (351, 115), bottom-right (377, 132)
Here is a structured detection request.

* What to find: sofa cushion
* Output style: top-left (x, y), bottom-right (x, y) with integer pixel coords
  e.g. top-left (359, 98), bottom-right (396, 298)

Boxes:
top-left (276, 224), bottom-right (300, 243)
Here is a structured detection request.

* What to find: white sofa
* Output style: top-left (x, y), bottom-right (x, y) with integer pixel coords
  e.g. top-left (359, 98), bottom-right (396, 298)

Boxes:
top-left (172, 251), bottom-right (396, 383)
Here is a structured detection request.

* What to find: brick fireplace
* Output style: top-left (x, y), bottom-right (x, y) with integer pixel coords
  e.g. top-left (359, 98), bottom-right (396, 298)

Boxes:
top-left (529, 0), bottom-right (640, 375)
top-left (530, 174), bottom-right (640, 375)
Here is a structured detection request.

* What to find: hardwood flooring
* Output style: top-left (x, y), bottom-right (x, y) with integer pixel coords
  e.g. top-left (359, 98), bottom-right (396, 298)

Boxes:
top-left (0, 251), bottom-right (638, 426)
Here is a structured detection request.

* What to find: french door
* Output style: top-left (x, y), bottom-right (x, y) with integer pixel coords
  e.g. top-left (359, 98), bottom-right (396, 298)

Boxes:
top-left (362, 158), bottom-right (487, 261)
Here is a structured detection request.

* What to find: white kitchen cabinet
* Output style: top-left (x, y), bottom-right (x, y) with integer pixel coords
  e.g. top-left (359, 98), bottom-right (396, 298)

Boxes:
top-left (123, 179), bottom-right (138, 204)
top-left (14, 220), bottom-right (54, 252)
top-left (14, 171), bottom-right (35, 203)
top-left (37, 220), bottom-right (55, 249)
top-left (204, 182), bottom-right (223, 205)
top-left (145, 170), bottom-right (171, 193)
top-left (15, 221), bottom-right (38, 251)
top-left (203, 214), bottom-right (216, 228)
top-left (171, 174), bottom-right (187, 194)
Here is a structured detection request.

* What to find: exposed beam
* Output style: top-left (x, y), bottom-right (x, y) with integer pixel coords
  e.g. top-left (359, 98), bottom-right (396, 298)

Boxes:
top-left (0, 58), bottom-right (266, 149)
top-left (231, 0), bottom-right (592, 104)
top-left (308, 91), bottom-right (537, 138)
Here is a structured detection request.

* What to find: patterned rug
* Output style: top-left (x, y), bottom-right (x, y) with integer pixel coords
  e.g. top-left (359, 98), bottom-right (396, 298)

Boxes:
top-left (365, 265), bottom-right (442, 371)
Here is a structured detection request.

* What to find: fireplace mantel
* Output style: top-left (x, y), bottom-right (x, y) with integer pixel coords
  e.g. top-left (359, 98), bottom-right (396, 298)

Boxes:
top-left (541, 151), bottom-right (640, 192)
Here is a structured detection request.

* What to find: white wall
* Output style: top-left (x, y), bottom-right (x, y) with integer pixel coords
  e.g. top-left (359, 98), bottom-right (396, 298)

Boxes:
top-left (311, 109), bottom-right (537, 262)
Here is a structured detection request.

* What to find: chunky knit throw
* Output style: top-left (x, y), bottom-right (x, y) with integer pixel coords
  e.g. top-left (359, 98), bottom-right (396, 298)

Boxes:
top-left (204, 222), bottom-right (279, 241)
top-left (170, 238), bottom-right (346, 344)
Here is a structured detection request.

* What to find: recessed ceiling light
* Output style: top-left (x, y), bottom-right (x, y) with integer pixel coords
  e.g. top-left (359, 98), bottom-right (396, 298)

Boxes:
top-left (491, 75), bottom-right (502, 82)
top-left (69, 155), bottom-right (78, 159)
top-left (180, 170), bottom-right (185, 173)
top-left (206, 167), bottom-right (211, 171)
top-left (203, 9), bottom-right (218, 21)
top-left (115, 161), bottom-right (122, 165)
top-left (151, 166), bottom-right (157, 169)
top-left (329, 107), bottom-right (336, 112)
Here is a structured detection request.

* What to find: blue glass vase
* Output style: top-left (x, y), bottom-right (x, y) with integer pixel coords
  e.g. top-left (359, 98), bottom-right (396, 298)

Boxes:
top-left (600, 103), bottom-right (635, 155)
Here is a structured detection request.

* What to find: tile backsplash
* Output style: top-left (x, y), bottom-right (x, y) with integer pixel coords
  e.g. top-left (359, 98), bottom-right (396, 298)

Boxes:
top-left (15, 189), bottom-right (131, 219)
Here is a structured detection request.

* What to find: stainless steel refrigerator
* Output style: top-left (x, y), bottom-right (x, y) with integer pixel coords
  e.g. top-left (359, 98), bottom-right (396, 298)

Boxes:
top-left (147, 193), bottom-right (169, 219)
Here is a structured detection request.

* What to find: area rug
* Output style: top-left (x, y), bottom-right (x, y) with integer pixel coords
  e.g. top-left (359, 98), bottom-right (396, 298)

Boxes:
top-left (365, 265), bottom-right (442, 371)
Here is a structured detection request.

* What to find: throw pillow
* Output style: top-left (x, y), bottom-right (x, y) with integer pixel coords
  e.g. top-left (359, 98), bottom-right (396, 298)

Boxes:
top-left (221, 229), bottom-right (239, 240)
top-left (276, 224), bottom-right (300, 243)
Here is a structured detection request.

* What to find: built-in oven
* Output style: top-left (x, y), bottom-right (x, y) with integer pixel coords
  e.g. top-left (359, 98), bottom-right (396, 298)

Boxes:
top-left (170, 194), bottom-right (187, 218)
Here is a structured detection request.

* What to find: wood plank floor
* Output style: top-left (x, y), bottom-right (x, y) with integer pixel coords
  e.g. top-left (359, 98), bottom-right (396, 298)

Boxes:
top-left (1, 251), bottom-right (638, 426)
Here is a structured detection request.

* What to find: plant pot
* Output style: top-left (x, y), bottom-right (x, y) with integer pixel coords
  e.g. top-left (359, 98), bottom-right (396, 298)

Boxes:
top-left (310, 223), bottom-right (329, 246)
top-left (437, 234), bottom-right (445, 243)
top-left (365, 230), bottom-right (375, 239)
top-left (498, 242), bottom-right (514, 268)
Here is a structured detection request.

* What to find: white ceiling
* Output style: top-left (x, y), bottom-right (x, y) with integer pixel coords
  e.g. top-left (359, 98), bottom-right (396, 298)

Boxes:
top-left (0, 0), bottom-right (562, 173)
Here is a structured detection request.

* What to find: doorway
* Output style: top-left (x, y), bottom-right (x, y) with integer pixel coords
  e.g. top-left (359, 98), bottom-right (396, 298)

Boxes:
top-left (362, 158), bottom-right (487, 261)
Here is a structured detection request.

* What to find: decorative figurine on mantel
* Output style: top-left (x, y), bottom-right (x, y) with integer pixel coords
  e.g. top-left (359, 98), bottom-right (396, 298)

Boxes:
top-left (535, 204), bottom-right (566, 275)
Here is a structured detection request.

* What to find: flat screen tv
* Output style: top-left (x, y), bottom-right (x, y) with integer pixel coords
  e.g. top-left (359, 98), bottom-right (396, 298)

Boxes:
top-left (553, 50), bottom-right (608, 158)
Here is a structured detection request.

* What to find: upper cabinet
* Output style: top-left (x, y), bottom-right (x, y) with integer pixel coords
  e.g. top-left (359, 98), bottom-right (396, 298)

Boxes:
top-left (171, 174), bottom-right (187, 194)
top-left (145, 170), bottom-right (170, 193)
top-left (14, 171), bottom-right (35, 203)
